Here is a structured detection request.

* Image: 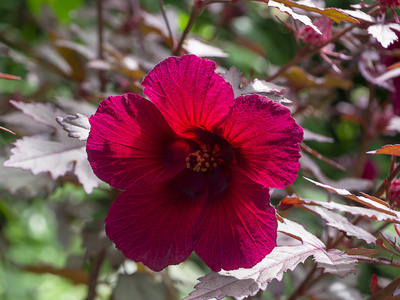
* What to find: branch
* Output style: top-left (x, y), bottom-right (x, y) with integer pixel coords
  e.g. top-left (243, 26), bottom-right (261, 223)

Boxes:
top-left (86, 247), bottom-right (106, 300)
top-left (97, 0), bottom-right (106, 92)
top-left (172, 4), bottom-right (201, 56)
top-left (158, 0), bottom-right (176, 49)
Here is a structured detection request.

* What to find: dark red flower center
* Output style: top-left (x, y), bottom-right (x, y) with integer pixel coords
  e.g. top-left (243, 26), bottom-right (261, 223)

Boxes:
top-left (169, 129), bottom-right (235, 199)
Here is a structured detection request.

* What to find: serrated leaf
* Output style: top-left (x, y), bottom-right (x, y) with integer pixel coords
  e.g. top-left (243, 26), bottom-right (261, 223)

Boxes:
top-left (268, 0), bottom-right (322, 34)
top-left (367, 144), bottom-right (400, 156)
top-left (281, 195), bottom-right (400, 223)
top-left (221, 67), bottom-right (243, 95)
top-left (304, 177), bottom-right (396, 216)
top-left (221, 67), bottom-right (290, 102)
top-left (313, 249), bottom-right (358, 277)
top-left (368, 23), bottom-right (400, 48)
top-left (3, 100), bottom-right (102, 193)
top-left (4, 135), bottom-right (101, 194)
top-left (56, 113), bottom-right (90, 141)
top-left (341, 9), bottom-right (375, 22)
top-left (184, 218), bottom-right (358, 300)
top-left (261, 0), bottom-right (358, 24)
top-left (305, 205), bottom-right (377, 244)
top-left (10, 100), bottom-right (67, 130)
top-left (0, 156), bottom-right (56, 197)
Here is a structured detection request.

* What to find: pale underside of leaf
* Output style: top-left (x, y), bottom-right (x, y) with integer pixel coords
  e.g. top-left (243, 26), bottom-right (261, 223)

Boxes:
top-left (263, 0), bottom-right (358, 24)
top-left (184, 218), bottom-right (358, 300)
top-left (4, 135), bottom-right (101, 194)
top-left (221, 67), bottom-right (290, 103)
top-left (268, 0), bottom-right (322, 35)
top-left (304, 177), bottom-right (397, 216)
top-left (368, 23), bottom-right (400, 48)
top-left (305, 205), bottom-right (377, 244)
top-left (56, 113), bottom-right (91, 141)
top-left (281, 195), bottom-right (400, 224)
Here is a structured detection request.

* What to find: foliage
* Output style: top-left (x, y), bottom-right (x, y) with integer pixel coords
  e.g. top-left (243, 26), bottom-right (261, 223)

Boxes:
top-left (2, 0), bottom-right (400, 299)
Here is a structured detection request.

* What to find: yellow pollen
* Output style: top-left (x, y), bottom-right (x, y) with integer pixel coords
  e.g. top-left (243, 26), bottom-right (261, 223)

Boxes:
top-left (186, 144), bottom-right (223, 172)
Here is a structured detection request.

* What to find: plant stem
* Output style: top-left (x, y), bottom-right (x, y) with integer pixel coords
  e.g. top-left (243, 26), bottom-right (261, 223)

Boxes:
top-left (86, 247), bottom-right (106, 300)
top-left (374, 164), bottom-right (400, 198)
top-left (158, 0), bottom-right (176, 49)
top-left (287, 265), bottom-right (318, 300)
top-left (172, 4), bottom-right (201, 56)
top-left (267, 9), bottom-right (379, 82)
top-left (97, 0), bottom-right (105, 92)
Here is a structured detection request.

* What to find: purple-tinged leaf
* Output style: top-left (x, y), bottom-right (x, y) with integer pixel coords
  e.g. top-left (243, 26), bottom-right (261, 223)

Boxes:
top-left (268, 0), bottom-right (322, 34)
top-left (0, 156), bottom-right (56, 197)
top-left (341, 9), bottom-right (375, 22)
top-left (9, 100), bottom-right (68, 137)
top-left (305, 206), bottom-right (377, 244)
top-left (260, 0), bottom-right (358, 24)
top-left (221, 67), bottom-right (291, 103)
top-left (56, 114), bottom-right (90, 141)
top-left (184, 218), bottom-right (358, 300)
top-left (281, 195), bottom-right (400, 223)
top-left (0, 111), bottom-right (54, 136)
top-left (3, 136), bottom-right (101, 194)
top-left (313, 249), bottom-right (358, 277)
top-left (300, 153), bottom-right (372, 190)
top-left (55, 98), bottom-right (97, 116)
top-left (305, 177), bottom-right (396, 215)
top-left (368, 23), bottom-right (400, 48)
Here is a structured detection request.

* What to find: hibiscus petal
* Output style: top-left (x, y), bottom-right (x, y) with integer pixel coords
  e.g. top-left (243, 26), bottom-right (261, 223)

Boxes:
top-left (142, 55), bottom-right (235, 135)
top-left (87, 93), bottom-right (190, 190)
top-left (193, 169), bottom-right (277, 272)
top-left (105, 181), bottom-right (206, 272)
top-left (219, 94), bottom-right (303, 189)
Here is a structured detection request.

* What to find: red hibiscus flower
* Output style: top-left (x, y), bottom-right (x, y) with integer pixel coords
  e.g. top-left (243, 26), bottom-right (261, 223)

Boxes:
top-left (86, 55), bottom-right (303, 272)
